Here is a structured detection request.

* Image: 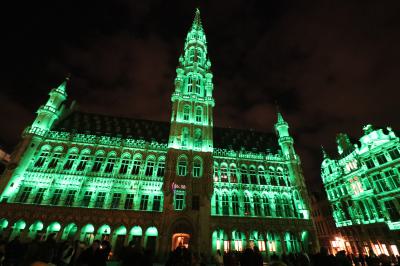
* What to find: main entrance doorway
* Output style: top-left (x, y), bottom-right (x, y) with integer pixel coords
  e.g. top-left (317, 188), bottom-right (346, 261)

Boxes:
top-left (172, 233), bottom-right (190, 250)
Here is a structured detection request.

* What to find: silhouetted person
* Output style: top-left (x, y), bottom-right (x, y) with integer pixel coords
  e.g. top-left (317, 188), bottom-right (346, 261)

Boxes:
top-left (253, 246), bottom-right (263, 266)
top-left (336, 250), bottom-right (351, 266)
top-left (214, 249), bottom-right (223, 266)
top-left (4, 236), bottom-right (24, 266)
top-left (312, 247), bottom-right (335, 266)
top-left (77, 240), bottom-right (105, 266)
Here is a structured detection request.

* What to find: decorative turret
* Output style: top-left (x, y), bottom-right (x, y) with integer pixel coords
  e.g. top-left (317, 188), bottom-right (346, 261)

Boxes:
top-left (29, 78), bottom-right (68, 136)
top-left (169, 8), bottom-right (214, 152)
top-left (275, 112), bottom-right (295, 158)
top-left (336, 133), bottom-right (353, 156)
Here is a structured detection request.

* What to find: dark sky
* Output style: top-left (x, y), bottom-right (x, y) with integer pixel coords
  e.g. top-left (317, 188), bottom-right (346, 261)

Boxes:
top-left (1, 0), bottom-right (400, 190)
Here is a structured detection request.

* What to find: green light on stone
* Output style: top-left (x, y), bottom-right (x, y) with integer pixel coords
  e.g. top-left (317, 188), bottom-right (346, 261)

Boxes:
top-left (130, 226), bottom-right (143, 236)
top-left (30, 220), bottom-right (44, 231)
top-left (145, 226), bottom-right (158, 237)
top-left (114, 226), bottom-right (127, 235)
top-left (47, 221), bottom-right (61, 232)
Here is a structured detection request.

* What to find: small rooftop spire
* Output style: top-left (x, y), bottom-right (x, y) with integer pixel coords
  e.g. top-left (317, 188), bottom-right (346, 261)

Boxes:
top-left (56, 74), bottom-right (70, 94)
top-left (321, 145), bottom-right (329, 159)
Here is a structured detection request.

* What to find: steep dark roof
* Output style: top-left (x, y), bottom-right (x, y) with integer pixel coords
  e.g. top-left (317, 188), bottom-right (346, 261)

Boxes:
top-left (53, 111), bottom-right (279, 153)
top-left (213, 127), bottom-right (278, 153)
top-left (53, 111), bottom-right (170, 143)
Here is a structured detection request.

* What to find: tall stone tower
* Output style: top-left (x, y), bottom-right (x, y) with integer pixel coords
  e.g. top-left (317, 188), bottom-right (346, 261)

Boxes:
top-left (0, 79), bottom-right (68, 201)
top-left (161, 8), bottom-right (214, 256)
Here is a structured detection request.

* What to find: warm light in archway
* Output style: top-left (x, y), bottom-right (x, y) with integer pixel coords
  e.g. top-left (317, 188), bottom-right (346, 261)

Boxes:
top-left (172, 233), bottom-right (190, 250)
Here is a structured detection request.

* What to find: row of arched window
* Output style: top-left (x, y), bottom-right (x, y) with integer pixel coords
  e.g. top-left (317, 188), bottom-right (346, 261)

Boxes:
top-left (213, 163), bottom-right (289, 186)
top-left (212, 192), bottom-right (297, 218)
top-left (182, 105), bottom-right (204, 123)
top-left (32, 146), bottom-right (166, 178)
top-left (186, 46), bottom-right (206, 65)
top-left (180, 128), bottom-right (202, 148)
top-left (176, 156), bottom-right (203, 177)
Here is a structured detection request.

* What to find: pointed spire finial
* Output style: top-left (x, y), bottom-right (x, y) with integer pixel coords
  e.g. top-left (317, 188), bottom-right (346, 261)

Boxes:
top-left (275, 103), bottom-right (285, 124)
top-left (192, 8), bottom-right (203, 30)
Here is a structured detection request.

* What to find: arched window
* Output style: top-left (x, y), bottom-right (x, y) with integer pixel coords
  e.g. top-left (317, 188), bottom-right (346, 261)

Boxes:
top-left (76, 150), bottom-right (91, 172)
top-left (269, 167), bottom-right (277, 186)
top-left (258, 167), bottom-right (267, 185)
top-left (187, 76), bottom-right (193, 93)
top-left (195, 78), bottom-right (201, 94)
top-left (177, 156), bottom-right (188, 176)
top-left (48, 147), bottom-right (63, 169)
top-left (244, 194), bottom-right (251, 216)
top-left (156, 157), bottom-right (165, 177)
top-left (189, 49), bottom-right (195, 62)
top-left (145, 157), bottom-right (155, 176)
top-left (277, 168), bottom-right (286, 186)
top-left (275, 197), bottom-right (283, 217)
top-left (92, 152), bottom-right (105, 172)
top-left (214, 193), bottom-right (220, 215)
top-left (119, 154), bottom-right (131, 174)
top-left (213, 162), bottom-right (219, 182)
top-left (131, 155), bottom-right (142, 176)
top-left (249, 166), bottom-right (258, 184)
top-left (230, 164), bottom-right (237, 183)
top-left (282, 197), bottom-right (292, 217)
top-left (220, 164), bottom-right (228, 182)
top-left (196, 48), bottom-right (203, 64)
top-left (183, 105), bottom-right (190, 121)
top-left (195, 106), bottom-right (202, 122)
top-left (34, 148), bottom-right (50, 168)
top-left (64, 150), bottom-right (78, 170)
top-left (253, 195), bottom-right (261, 216)
top-left (240, 166), bottom-right (249, 184)
top-left (263, 196), bottom-right (271, 216)
top-left (193, 158), bottom-right (202, 177)
top-left (194, 128), bottom-right (202, 149)
top-left (181, 128), bottom-right (189, 147)
top-left (222, 193), bottom-right (229, 215)
top-left (104, 153), bottom-right (116, 173)
top-left (232, 193), bottom-right (240, 215)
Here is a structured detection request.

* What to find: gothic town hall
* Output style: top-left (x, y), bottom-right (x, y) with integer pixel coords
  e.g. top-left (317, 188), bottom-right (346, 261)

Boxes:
top-left (0, 9), bottom-right (317, 260)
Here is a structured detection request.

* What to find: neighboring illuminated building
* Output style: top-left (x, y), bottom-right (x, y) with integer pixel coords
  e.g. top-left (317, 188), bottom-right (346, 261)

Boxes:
top-left (0, 9), bottom-right (316, 260)
top-left (321, 125), bottom-right (400, 257)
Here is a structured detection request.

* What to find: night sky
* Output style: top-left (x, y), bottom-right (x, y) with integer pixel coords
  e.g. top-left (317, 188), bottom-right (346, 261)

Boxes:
top-left (2, 1), bottom-right (400, 190)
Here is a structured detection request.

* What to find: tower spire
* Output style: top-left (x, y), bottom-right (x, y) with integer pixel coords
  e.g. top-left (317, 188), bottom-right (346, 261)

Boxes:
top-left (192, 8), bottom-right (203, 30)
top-left (55, 75), bottom-right (70, 95)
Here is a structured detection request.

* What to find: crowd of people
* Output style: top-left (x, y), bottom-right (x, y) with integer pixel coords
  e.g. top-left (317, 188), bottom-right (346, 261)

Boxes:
top-left (0, 235), bottom-right (400, 266)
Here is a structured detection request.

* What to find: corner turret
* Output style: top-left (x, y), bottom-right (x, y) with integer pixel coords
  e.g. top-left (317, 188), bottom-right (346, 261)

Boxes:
top-left (275, 112), bottom-right (295, 158)
top-left (28, 77), bottom-right (68, 136)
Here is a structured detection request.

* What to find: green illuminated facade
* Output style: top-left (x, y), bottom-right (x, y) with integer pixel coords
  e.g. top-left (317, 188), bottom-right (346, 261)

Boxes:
top-left (0, 9), bottom-right (316, 260)
top-left (321, 125), bottom-right (400, 256)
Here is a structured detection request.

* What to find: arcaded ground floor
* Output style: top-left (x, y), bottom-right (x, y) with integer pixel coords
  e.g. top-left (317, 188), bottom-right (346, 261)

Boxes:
top-left (0, 203), bottom-right (318, 262)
